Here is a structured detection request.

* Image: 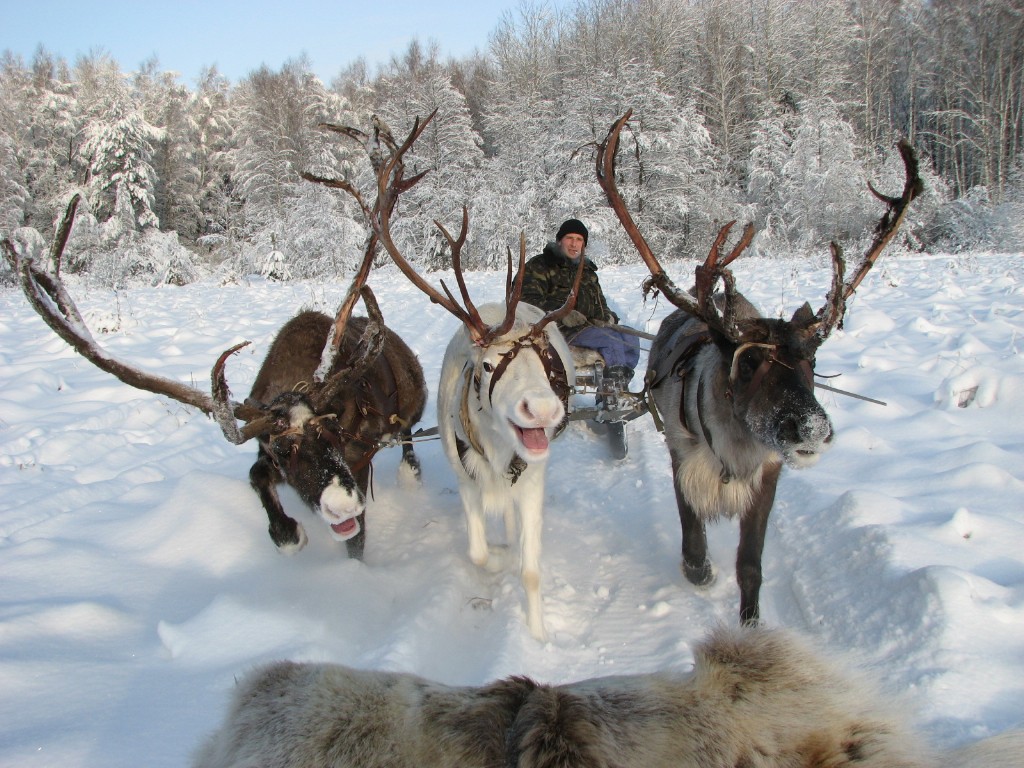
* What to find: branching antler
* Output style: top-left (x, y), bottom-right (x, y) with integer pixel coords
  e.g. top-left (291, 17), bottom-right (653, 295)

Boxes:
top-left (309, 285), bottom-right (387, 414)
top-left (4, 193), bottom-right (389, 447)
top-left (599, 110), bottom-right (921, 346)
top-left (597, 110), bottom-right (753, 341)
top-left (1, 195), bottom-right (244, 425)
top-left (314, 112), bottom-right (581, 345)
top-left (815, 139), bottom-right (923, 340)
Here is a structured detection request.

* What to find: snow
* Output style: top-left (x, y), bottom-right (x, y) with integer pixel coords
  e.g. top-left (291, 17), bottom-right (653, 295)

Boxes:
top-left (1, 252), bottom-right (1023, 767)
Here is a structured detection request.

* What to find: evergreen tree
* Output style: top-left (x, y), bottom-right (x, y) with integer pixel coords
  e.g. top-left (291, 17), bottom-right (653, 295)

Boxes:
top-left (78, 56), bottom-right (161, 230)
top-left (190, 66), bottom-right (237, 253)
top-left (133, 58), bottom-right (202, 242)
top-left (232, 57), bottom-right (356, 278)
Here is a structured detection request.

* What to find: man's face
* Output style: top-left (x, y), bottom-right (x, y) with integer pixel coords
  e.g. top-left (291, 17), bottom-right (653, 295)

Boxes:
top-left (560, 233), bottom-right (585, 260)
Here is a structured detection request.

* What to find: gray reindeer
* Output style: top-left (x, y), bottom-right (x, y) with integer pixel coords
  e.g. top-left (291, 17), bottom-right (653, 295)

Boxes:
top-left (596, 110), bottom-right (922, 623)
top-left (192, 623), bottom-right (1023, 768)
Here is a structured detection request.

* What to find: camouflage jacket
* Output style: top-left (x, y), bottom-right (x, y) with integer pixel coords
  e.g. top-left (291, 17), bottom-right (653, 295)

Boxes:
top-left (518, 243), bottom-right (617, 328)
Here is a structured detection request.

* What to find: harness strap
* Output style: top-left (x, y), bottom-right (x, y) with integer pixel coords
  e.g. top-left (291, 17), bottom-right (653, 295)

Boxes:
top-left (457, 339), bottom-right (569, 487)
top-left (669, 330), bottom-right (733, 484)
top-left (455, 434), bottom-right (527, 486)
top-left (457, 367), bottom-right (525, 484)
top-left (460, 366), bottom-right (487, 457)
top-left (649, 322), bottom-right (712, 390)
top-left (694, 377), bottom-right (733, 484)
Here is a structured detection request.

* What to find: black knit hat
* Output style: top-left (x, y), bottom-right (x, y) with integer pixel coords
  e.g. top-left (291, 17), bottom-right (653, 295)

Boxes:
top-left (556, 218), bottom-right (589, 245)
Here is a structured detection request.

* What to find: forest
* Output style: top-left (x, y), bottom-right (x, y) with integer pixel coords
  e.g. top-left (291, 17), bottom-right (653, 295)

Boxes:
top-left (1, 0), bottom-right (1022, 287)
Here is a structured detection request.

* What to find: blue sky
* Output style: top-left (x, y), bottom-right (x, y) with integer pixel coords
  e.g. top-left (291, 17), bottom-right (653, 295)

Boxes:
top-left (2, 0), bottom-right (565, 84)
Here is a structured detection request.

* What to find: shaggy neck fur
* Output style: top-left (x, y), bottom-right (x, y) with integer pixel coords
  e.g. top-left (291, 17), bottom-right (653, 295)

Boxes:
top-left (674, 345), bottom-right (781, 520)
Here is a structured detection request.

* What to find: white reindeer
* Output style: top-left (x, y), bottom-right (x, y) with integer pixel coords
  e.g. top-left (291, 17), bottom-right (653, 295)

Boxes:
top-left (325, 112), bottom-right (583, 639)
top-left (436, 300), bottom-right (575, 640)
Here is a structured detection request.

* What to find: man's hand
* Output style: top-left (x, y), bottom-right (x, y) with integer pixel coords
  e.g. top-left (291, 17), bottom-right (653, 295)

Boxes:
top-left (561, 309), bottom-right (588, 328)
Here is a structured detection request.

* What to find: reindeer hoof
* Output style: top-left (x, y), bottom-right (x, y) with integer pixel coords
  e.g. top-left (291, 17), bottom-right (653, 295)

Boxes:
top-left (398, 454), bottom-right (422, 489)
top-left (683, 559), bottom-right (714, 586)
top-left (273, 521), bottom-right (308, 554)
top-left (345, 530), bottom-right (365, 560)
top-left (529, 621), bottom-right (549, 643)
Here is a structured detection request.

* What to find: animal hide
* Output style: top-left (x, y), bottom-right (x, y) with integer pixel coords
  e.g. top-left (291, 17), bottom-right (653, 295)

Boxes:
top-left (191, 625), bottom-right (1021, 768)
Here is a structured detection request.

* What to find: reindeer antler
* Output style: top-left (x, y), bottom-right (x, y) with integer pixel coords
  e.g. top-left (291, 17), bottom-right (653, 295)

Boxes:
top-left (599, 111), bottom-right (920, 345)
top-left (814, 139), bottom-right (923, 341)
top-left (307, 113), bottom-right (485, 335)
top-left (4, 194), bottom-right (391, 448)
top-left (309, 285), bottom-right (388, 414)
top-left (597, 110), bottom-right (754, 342)
top-left (315, 112), bottom-right (581, 345)
top-left (1, 195), bottom-right (246, 429)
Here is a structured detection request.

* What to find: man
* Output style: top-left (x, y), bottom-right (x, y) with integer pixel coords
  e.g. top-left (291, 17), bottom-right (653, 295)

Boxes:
top-left (519, 218), bottom-right (640, 391)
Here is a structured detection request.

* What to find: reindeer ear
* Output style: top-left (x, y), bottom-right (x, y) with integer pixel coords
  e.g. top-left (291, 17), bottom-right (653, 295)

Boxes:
top-left (790, 302), bottom-right (824, 347)
top-left (791, 301), bottom-right (815, 326)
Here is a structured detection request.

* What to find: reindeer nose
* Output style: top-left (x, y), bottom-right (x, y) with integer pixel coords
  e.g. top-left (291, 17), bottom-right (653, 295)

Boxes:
top-left (778, 415), bottom-right (802, 445)
top-left (780, 411), bottom-right (833, 446)
top-left (519, 390), bottom-right (564, 426)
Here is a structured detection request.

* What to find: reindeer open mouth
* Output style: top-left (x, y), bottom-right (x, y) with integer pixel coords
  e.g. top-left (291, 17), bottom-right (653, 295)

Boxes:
top-left (512, 422), bottom-right (551, 456)
top-left (329, 518), bottom-right (360, 540)
top-left (319, 476), bottom-right (365, 542)
top-left (782, 432), bottom-right (833, 468)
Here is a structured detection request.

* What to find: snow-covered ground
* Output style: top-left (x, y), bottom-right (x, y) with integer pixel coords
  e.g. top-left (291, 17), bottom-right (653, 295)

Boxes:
top-left (1, 252), bottom-right (1022, 767)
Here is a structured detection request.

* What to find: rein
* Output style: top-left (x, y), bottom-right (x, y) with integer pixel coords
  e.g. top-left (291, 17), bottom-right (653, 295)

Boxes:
top-left (262, 397), bottom-right (393, 499)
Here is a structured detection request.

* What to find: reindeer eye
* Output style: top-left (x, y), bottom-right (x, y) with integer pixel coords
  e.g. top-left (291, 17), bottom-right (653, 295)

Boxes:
top-left (482, 362), bottom-right (494, 373)
top-left (738, 350), bottom-right (759, 377)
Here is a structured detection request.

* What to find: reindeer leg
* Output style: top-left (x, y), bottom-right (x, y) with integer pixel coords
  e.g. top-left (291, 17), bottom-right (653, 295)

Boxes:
top-left (398, 428), bottom-right (422, 487)
top-left (736, 463), bottom-right (781, 625)
top-left (461, 482), bottom-right (490, 570)
top-left (672, 454), bottom-right (713, 586)
top-left (340, 465), bottom-right (371, 560)
top-left (517, 473), bottom-right (547, 642)
top-left (250, 448), bottom-right (307, 553)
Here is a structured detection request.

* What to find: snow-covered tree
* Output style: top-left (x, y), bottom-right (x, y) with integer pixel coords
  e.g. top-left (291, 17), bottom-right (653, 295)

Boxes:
top-left (373, 69), bottom-right (486, 269)
top-left (747, 105), bottom-right (794, 250)
top-left (231, 57), bottom-right (357, 278)
top-left (78, 57), bottom-right (162, 230)
top-left (133, 58), bottom-right (202, 242)
top-left (0, 131), bottom-right (29, 232)
top-left (777, 97), bottom-right (873, 249)
top-left (189, 66), bottom-right (238, 259)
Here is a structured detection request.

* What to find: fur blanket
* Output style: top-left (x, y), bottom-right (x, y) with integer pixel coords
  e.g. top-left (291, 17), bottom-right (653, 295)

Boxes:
top-left (192, 626), bottom-right (1021, 768)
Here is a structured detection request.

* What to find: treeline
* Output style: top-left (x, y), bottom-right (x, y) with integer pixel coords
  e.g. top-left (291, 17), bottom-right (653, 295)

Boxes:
top-left (1, 0), bottom-right (1022, 286)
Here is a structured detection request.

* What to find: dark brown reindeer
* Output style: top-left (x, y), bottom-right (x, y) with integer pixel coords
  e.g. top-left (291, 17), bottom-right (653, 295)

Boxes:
top-left (2, 134), bottom-right (428, 558)
top-left (597, 110), bottom-right (922, 623)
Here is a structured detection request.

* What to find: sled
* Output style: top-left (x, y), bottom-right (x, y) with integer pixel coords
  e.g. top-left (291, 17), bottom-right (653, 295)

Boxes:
top-left (568, 346), bottom-right (649, 460)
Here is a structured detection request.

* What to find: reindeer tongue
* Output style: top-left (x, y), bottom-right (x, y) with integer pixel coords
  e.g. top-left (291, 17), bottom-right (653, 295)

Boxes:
top-left (330, 518), bottom-right (360, 541)
top-left (519, 427), bottom-right (549, 452)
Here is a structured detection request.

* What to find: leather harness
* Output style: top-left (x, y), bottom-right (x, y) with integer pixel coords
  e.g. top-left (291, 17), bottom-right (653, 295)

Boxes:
top-left (649, 321), bottom-right (815, 484)
top-left (455, 335), bottom-right (570, 486)
top-left (262, 361), bottom-right (407, 498)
